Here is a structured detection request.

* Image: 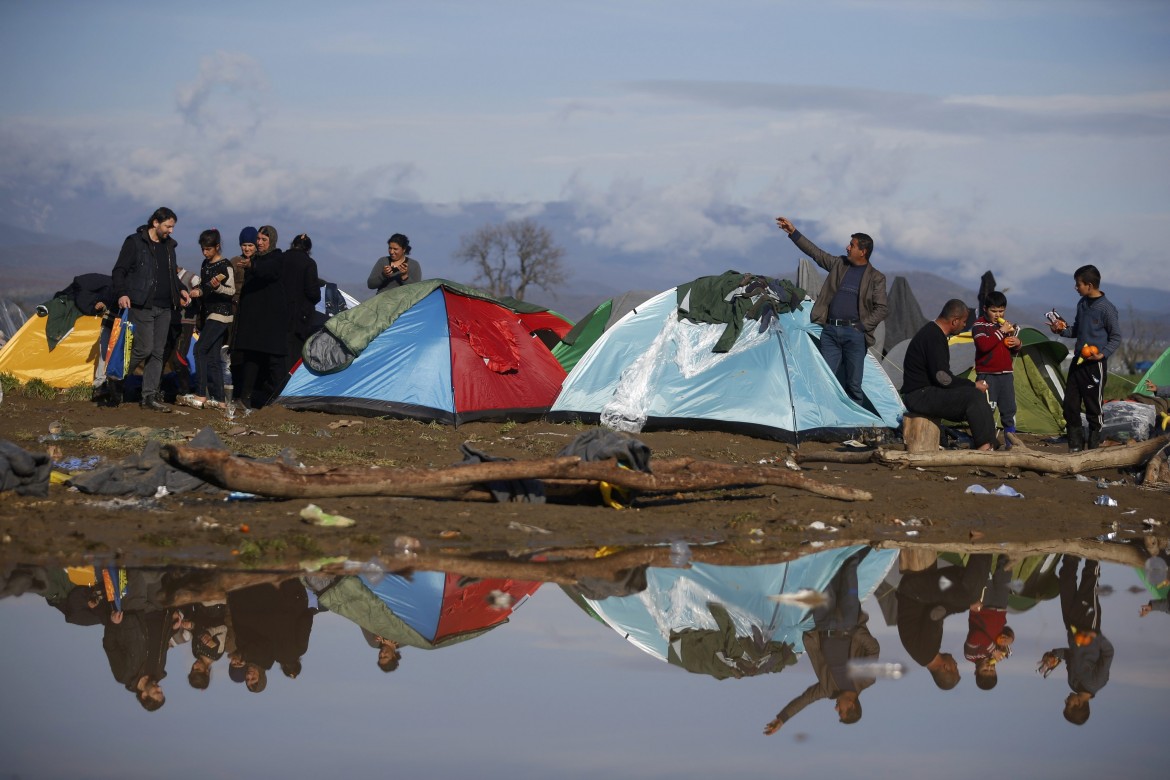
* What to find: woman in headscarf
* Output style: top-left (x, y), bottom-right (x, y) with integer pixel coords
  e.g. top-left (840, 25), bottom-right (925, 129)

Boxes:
top-left (232, 225), bottom-right (286, 409)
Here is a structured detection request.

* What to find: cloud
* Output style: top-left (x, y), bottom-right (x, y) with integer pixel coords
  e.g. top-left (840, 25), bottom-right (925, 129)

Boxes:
top-left (175, 52), bottom-right (271, 149)
top-left (624, 80), bottom-right (1170, 138)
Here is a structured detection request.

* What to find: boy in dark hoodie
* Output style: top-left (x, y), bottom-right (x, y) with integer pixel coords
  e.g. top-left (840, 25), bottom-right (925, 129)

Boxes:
top-left (1048, 265), bottom-right (1121, 451)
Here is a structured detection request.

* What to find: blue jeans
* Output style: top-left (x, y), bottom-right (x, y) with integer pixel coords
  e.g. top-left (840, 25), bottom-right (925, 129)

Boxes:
top-left (818, 323), bottom-right (867, 405)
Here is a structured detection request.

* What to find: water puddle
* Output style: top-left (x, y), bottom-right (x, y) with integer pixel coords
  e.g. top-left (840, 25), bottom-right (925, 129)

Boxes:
top-left (1, 540), bottom-right (1166, 777)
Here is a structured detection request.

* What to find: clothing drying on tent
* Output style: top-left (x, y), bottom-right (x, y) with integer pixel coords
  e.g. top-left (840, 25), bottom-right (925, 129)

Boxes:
top-left (551, 273), bottom-right (904, 442)
top-left (280, 279), bottom-right (571, 424)
top-left (570, 546), bottom-right (897, 679)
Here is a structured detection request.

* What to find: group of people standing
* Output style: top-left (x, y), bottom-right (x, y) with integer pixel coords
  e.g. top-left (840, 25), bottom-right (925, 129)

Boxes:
top-left (775, 215), bottom-right (1123, 452)
top-left (107, 209), bottom-right (426, 413)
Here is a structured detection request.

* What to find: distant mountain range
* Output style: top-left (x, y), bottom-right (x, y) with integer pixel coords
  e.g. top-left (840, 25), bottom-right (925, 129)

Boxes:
top-left (2, 199), bottom-right (1167, 335)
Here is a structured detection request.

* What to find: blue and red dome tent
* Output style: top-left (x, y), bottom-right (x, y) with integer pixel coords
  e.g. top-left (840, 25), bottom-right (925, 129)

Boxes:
top-left (278, 280), bottom-right (571, 424)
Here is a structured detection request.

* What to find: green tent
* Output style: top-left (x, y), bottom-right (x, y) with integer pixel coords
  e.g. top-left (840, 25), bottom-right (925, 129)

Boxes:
top-left (1134, 346), bottom-right (1170, 397)
top-left (550, 290), bottom-right (654, 373)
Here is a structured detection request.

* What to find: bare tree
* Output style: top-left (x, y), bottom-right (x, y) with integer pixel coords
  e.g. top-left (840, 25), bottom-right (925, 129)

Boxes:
top-left (1114, 304), bottom-right (1169, 373)
top-left (454, 219), bottom-right (566, 301)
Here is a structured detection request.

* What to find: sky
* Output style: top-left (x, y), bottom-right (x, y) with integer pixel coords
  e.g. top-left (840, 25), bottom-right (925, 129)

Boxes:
top-left (1, 0), bottom-right (1168, 292)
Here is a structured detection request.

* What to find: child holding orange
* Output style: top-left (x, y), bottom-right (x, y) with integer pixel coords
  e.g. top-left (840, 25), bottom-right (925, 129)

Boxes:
top-left (1048, 265), bottom-right (1121, 451)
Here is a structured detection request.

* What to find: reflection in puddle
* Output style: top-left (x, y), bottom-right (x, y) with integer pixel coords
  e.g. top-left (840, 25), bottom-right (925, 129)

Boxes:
top-left (1, 541), bottom-right (1167, 777)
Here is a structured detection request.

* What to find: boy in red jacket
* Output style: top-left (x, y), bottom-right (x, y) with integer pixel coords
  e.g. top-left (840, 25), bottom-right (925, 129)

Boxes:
top-left (973, 291), bottom-right (1022, 446)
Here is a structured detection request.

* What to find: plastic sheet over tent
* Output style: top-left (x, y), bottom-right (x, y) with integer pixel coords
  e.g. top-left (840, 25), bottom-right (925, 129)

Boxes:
top-left (576, 546), bottom-right (898, 667)
top-left (550, 287), bottom-right (904, 442)
top-left (0, 313), bottom-right (102, 388)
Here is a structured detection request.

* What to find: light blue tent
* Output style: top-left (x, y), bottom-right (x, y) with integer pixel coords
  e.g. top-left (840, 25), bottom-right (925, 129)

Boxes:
top-left (550, 285), bottom-right (904, 442)
top-left (578, 546), bottom-right (898, 664)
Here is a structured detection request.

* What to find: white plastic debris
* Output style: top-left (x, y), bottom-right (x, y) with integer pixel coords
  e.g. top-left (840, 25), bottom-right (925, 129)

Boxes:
top-left (965, 484), bottom-right (1024, 498)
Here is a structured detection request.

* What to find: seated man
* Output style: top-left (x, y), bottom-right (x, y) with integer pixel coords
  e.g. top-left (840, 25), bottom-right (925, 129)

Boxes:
top-left (900, 299), bottom-right (996, 450)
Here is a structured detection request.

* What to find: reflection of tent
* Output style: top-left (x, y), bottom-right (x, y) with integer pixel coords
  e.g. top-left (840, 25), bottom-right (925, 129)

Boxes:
top-left (550, 281), bottom-right (904, 442)
top-left (550, 291), bottom-right (654, 373)
top-left (361, 572), bottom-right (541, 648)
top-left (280, 280), bottom-right (571, 423)
top-left (574, 546), bottom-right (897, 668)
top-left (0, 313), bottom-right (102, 388)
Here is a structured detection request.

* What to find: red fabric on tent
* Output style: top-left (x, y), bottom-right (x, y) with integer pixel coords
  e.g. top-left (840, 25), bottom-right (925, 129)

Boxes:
top-left (443, 291), bottom-right (568, 414)
top-left (434, 574), bottom-right (542, 642)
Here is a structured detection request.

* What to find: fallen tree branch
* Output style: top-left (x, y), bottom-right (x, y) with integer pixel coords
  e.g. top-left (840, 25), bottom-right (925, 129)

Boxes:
top-left (161, 446), bottom-right (872, 502)
top-left (875, 434), bottom-right (1170, 474)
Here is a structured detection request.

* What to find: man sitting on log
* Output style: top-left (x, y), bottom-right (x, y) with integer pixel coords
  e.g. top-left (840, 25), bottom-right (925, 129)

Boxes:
top-left (900, 299), bottom-right (996, 451)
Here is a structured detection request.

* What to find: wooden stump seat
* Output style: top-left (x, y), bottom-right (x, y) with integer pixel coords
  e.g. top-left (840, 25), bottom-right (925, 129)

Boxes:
top-left (902, 413), bottom-right (942, 454)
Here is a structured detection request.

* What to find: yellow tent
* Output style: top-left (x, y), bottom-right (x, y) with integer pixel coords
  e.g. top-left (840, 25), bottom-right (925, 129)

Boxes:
top-left (0, 314), bottom-right (102, 388)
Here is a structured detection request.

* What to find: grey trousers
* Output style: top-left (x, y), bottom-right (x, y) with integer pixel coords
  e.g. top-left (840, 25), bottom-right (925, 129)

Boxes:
top-left (127, 305), bottom-right (171, 396)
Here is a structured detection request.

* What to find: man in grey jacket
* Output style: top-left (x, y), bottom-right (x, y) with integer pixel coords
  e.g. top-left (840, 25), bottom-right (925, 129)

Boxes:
top-left (776, 216), bottom-right (887, 407)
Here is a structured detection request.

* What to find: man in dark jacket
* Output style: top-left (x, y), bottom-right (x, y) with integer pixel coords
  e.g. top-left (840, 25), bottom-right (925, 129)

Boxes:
top-left (110, 207), bottom-right (190, 412)
top-left (775, 216), bottom-right (887, 406)
top-left (900, 299), bottom-right (996, 450)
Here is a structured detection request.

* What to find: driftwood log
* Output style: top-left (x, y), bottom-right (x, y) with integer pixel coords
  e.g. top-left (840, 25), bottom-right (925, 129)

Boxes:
top-left (161, 446), bottom-right (873, 502)
top-left (876, 433), bottom-right (1170, 474)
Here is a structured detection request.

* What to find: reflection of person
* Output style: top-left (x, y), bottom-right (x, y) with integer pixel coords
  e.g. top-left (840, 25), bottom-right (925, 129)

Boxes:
top-left (668, 601), bottom-right (796, 680)
top-left (897, 554), bottom-right (994, 690)
top-left (764, 552), bottom-right (878, 734)
top-left (775, 216), bottom-right (886, 406)
top-left (1048, 264), bottom-right (1121, 451)
top-left (963, 555), bottom-right (1014, 691)
top-left (227, 579), bottom-right (315, 692)
top-left (367, 233), bottom-right (421, 294)
top-left (1038, 556), bottom-right (1113, 725)
top-left (301, 575), bottom-right (429, 673)
top-left (901, 299), bottom-right (997, 450)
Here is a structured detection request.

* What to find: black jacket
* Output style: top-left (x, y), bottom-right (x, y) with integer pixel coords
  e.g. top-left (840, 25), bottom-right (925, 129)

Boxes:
top-left (111, 226), bottom-right (181, 308)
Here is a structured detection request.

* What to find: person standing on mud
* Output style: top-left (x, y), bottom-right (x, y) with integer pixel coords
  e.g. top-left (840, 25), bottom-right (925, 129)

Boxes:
top-left (1048, 265), bottom-right (1121, 451)
top-left (110, 207), bottom-right (191, 412)
top-left (775, 216), bottom-right (887, 407)
top-left (232, 225), bottom-right (288, 409)
top-left (764, 550), bottom-right (878, 734)
top-left (1037, 555), bottom-right (1113, 725)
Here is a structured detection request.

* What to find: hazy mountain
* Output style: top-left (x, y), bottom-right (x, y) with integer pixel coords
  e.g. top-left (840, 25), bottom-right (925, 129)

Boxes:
top-left (2, 203), bottom-right (1167, 332)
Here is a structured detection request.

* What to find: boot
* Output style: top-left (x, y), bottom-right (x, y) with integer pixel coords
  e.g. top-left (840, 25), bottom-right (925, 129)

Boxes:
top-left (103, 378), bottom-right (124, 407)
top-left (1087, 430), bottom-right (1102, 450)
top-left (1067, 427), bottom-right (1084, 453)
top-left (140, 393), bottom-right (172, 413)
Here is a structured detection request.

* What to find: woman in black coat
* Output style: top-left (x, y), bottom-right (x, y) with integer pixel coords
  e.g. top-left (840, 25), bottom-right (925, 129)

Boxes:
top-left (232, 224), bottom-right (287, 409)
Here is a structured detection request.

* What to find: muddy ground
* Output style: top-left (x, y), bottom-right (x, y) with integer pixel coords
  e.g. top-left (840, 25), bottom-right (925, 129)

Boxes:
top-left (1, 394), bottom-right (1167, 573)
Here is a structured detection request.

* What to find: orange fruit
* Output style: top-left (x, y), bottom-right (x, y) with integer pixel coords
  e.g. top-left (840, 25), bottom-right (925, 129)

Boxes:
top-left (1081, 344), bottom-right (1096, 358)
